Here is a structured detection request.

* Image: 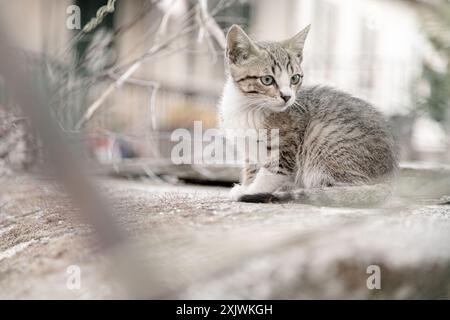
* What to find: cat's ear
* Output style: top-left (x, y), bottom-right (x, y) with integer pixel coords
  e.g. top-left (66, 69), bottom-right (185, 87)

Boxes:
top-left (226, 25), bottom-right (261, 64)
top-left (282, 24), bottom-right (311, 58)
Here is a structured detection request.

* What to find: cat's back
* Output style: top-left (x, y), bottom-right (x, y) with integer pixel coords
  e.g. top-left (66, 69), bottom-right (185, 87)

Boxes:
top-left (296, 86), bottom-right (382, 120)
top-left (295, 86), bottom-right (398, 184)
top-left (295, 85), bottom-right (393, 136)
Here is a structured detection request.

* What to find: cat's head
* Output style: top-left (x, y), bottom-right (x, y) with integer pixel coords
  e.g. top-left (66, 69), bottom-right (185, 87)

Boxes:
top-left (226, 24), bottom-right (310, 112)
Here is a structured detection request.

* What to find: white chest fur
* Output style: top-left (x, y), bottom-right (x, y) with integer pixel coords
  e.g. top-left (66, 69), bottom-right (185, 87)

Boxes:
top-left (218, 78), bottom-right (290, 199)
top-left (218, 76), bottom-right (267, 131)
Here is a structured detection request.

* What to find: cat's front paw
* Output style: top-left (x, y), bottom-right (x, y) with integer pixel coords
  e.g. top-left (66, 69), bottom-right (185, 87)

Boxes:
top-left (230, 184), bottom-right (248, 201)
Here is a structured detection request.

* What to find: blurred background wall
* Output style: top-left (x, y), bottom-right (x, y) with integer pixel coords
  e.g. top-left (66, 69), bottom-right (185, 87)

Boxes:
top-left (1, 0), bottom-right (449, 167)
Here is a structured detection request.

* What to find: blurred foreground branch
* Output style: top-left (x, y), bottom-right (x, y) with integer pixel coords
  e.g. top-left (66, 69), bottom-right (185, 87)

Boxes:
top-left (0, 17), bottom-right (168, 298)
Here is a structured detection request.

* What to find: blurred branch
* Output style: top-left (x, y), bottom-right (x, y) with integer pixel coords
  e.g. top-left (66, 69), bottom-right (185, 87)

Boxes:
top-left (82, 0), bottom-right (117, 33)
top-left (0, 30), bottom-right (124, 259)
top-left (198, 0), bottom-right (227, 50)
top-left (0, 15), bottom-right (171, 298)
top-left (74, 24), bottom-right (197, 130)
top-left (74, 0), bottom-right (228, 130)
top-left (57, 1), bottom-right (157, 91)
top-left (154, 0), bottom-right (178, 43)
top-left (60, 0), bottom-right (118, 57)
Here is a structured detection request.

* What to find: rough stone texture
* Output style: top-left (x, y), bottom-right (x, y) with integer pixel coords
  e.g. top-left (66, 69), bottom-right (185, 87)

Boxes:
top-left (0, 109), bottom-right (36, 176)
top-left (0, 167), bottom-right (449, 299)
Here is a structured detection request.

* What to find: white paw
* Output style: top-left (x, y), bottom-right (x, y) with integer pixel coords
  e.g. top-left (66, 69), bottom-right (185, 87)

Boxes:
top-left (230, 184), bottom-right (248, 201)
top-left (245, 184), bottom-right (262, 195)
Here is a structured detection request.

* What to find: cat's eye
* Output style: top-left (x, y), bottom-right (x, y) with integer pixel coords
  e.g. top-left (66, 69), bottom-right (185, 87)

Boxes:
top-left (260, 75), bottom-right (274, 86)
top-left (291, 74), bottom-right (302, 85)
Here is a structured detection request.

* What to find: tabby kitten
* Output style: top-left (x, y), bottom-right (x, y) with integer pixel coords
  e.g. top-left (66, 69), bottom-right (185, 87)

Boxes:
top-left (219, 25), bottom-right (398, 206)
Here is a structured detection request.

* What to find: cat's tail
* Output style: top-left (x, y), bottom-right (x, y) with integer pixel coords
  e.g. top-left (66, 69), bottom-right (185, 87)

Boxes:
top-left (238, 184), bottom-right (393, 207)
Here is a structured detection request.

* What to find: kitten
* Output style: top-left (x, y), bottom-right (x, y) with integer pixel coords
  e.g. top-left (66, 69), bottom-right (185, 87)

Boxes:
top-left (219, 25), bottom-right (398, 206)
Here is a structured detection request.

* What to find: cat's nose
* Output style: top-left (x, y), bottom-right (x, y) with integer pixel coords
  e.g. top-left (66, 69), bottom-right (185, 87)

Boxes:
top-left (281, 94), bottom-right (291, 103)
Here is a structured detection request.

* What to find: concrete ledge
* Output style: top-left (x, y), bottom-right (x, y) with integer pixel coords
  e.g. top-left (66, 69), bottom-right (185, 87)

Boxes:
top-left (0, 167), bottom-right (449, 298)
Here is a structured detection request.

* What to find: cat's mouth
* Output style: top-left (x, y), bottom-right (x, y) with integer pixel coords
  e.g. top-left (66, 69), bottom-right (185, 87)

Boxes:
top-left (268, 98), bottom-right (296, 112)
top-left (244, 94), bottom-right (295, 113)
top-left (264, 103), bottom-right (292, 113)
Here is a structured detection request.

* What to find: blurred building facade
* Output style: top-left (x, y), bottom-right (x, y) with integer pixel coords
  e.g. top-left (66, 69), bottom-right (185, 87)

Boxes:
top-left (1, 0), bottom-right (448, 161)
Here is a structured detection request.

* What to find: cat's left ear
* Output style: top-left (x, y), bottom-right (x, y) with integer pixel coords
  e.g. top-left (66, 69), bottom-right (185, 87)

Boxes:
top-left (282, 24), bottom-right (311, 58)
top-left (226, 25), bottom-right (261, 64)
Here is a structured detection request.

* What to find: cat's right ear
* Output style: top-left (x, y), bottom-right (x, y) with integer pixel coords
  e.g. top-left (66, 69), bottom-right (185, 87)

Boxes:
top-left (226, 25), bottom-right (260, 64)
top-left (282, 24), bottom-right (311, 58)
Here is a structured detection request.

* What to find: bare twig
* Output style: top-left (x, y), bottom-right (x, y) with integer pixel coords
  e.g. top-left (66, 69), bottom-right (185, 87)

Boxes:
top-left (74, 0), bottom-right (229, 130)
top-left (198, 0), bottom-right (227, 50)
top-left (154, 0), bottom-right (178, 42)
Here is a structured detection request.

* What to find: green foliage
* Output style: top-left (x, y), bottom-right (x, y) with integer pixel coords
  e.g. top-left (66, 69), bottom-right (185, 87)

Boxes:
top-left (420, 0), bottom-right (450, 130)
top-left (422, 63), bottom-right (450, 123)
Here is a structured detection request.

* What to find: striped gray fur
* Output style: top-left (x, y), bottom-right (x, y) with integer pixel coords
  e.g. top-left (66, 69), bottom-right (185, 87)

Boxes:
top-left (220, 25), bottom-right (399, 206)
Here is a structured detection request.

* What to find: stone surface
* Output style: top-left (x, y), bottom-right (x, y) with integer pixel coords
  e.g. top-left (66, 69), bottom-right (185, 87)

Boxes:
top-left (0, 168), bottom-right (449, 299)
